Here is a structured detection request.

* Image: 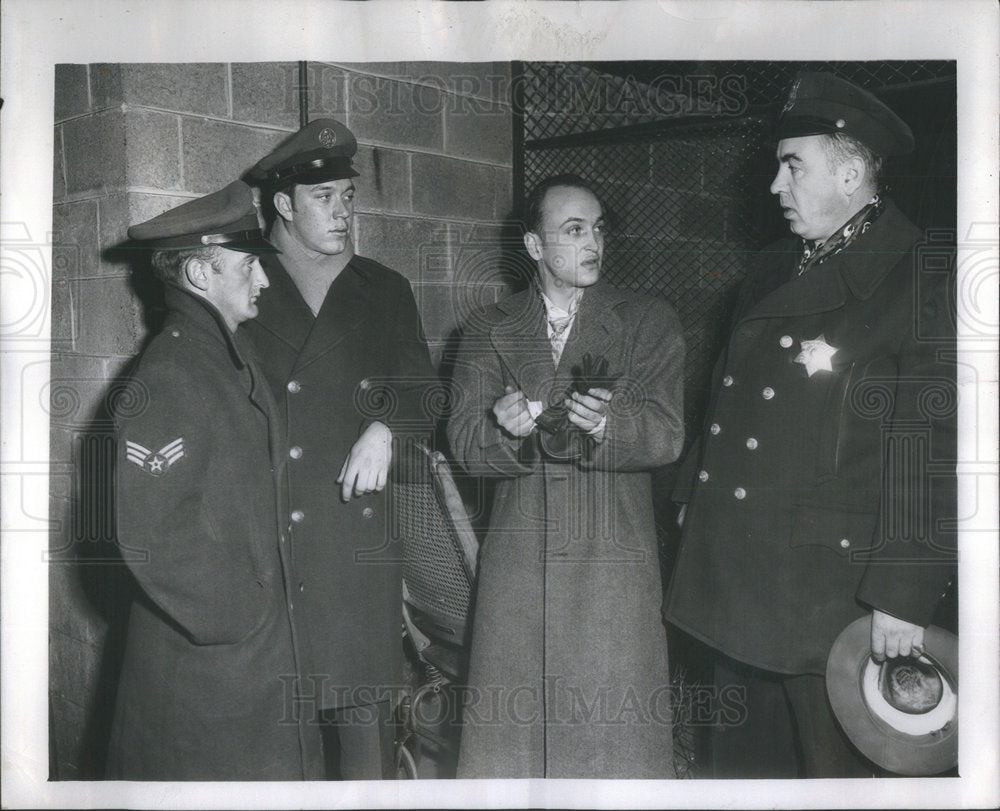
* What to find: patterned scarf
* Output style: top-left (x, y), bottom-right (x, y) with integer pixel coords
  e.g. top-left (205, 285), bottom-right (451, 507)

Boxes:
top-left (797, 195), bottom-right (883, 276)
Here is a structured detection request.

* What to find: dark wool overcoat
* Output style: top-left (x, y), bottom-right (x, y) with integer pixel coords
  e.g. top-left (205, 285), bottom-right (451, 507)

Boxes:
top-left (448, 282), bottom-right (685, 778)
top-left (107, 286), bottom-right (323, 780)
top-left (240, 253), bottom-right (435, 710)
top-left (665, 200), bottom-right (957, 676)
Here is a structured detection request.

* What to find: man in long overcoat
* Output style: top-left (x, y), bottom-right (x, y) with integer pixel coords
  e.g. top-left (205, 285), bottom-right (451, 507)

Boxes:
top-left (241, 119), bottom-right (436, 778)
top-left (448, 175), bottom-right (685, 778)
top-left (108, 181), bottom-right (323, 780)
top-left (664, 73), bottom-right (957, 777)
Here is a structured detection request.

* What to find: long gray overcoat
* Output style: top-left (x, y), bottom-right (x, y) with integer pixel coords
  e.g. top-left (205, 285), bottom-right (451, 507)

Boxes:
top-left (448, 281), bottom-right (685, 778)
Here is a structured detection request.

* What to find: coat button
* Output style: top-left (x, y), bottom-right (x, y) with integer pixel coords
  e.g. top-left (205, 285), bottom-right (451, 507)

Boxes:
top-left (734, 487), bottom-right (747, 500)
top-left (722, 375), bottom-right (734, 387)
top-left (762, 387), bottom-right (775, 400)
top-left (362, 507), bottom-right (375, 519)
top-left (779, 335), bottom-right (793, 348)
top-left (710, 423), bottom-right (721, 435)
top-left (289, 445), bottom-right (303, 459)
top-left (746, 437), bottom-right (758, 450)
top-left (287, 380), bottom-right (301, 393)
top-left (170, 329), bottom-right (180, 338)
top-left (359, 378), bottom-right (371, 391)
top-left (698, 470), bottom-right (710, 482)
top-left (291, 509), bottom-right (305, 523)
top-left (840, 538), bottom-right (851, 549)
top-left (298, 581), bottom-right (305, 592)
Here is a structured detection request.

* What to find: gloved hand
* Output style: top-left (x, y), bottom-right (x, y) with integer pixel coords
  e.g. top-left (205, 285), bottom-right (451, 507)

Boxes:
top-left (535, 353), bottom-right (620, 460)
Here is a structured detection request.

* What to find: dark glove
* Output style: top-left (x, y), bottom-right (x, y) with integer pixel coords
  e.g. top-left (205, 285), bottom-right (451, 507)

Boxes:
top-left (535, 353), bottom-right (620, 461)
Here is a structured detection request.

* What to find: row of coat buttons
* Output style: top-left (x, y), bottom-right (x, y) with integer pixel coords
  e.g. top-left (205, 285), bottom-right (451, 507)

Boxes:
top-left (290, 507), bottom-right (376, 522)
top-left (287, 378), bottom-right (372, 394)
top-left (718, 377), bottom-right (776, 400)
top-left (707, 425), bottom-right (760, 449)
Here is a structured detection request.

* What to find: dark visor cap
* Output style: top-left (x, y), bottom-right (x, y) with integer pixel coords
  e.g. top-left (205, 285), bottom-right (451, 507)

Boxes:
top-left (126, 180), bottom-right (277, 254)
top-left (250, 118), bottom-right (359, 186)
top-left (775, 71), bottom-right (915, 157)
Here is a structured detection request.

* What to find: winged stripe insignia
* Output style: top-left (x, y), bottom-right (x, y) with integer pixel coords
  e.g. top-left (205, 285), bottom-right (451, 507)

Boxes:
top-left (126, 437), bottom-right (185, 476)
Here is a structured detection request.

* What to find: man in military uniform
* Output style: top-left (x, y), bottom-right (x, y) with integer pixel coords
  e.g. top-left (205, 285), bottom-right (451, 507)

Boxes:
top-left (108, 181), bottom-right (323, 780)
top-left (664, 73), bottom-right (956, 777)
top-left (242, 119), bottom-right (436, 779)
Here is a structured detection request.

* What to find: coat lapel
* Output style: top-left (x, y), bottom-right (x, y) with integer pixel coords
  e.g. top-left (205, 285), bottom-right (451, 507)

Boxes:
top-left (251, 253), bottom-right (315, 353)
top-left (293, 258), bottom-right (369, 373)
top-left (554, 283), bottom-right (626, 386)
top-left (488, 290), bottom-right (556, 404)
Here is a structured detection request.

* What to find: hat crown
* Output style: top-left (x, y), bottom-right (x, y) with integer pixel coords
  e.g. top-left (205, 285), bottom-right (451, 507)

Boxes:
top-left (251, 118), bottom-right (359, 183)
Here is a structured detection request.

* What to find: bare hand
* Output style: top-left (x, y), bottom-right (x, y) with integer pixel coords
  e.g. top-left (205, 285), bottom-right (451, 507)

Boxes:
top-left (565, 387), bottom-right (612, 436)
top-left (492, 386), bottom-right (535, 438)
top-left (870, 609), bottom-right (925, 662)
top-left (336, 421), bottom-right (392, 502)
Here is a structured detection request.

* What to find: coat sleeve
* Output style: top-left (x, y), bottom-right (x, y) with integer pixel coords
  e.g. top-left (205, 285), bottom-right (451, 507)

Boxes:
top-left (377, 276), bottom-right (438, 437)
top-left (446, 318), bottom-right (539, 478)
top-left (583, 296), bottom-right (685, 472)
top-left (856, 267), bottom-right (958, 626)
top-left (116, 358), bottom-right (269, 645)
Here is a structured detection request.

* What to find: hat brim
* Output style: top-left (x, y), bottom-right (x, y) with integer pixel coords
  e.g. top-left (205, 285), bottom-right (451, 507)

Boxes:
top-left (219, 236), bottom-right (280, 254)
top-left (826, 616), bottom-right (958, 776)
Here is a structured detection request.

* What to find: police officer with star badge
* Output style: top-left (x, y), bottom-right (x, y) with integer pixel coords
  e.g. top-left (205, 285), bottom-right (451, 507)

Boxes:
top-left (107, 181), bottom-right (323, 780)
top-left (664, 73), bottom-right (957, 777)
top-left (242, 119), bottom-right (436, 779)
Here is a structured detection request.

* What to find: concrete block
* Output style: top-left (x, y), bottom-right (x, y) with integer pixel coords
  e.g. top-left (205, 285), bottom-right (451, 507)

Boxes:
top-left (55, 64), bottom-right (89, 121)
top-left (353, 145), bottom-right (409, 213)
top-left (181, 118), bottom-right (286, 193)
top-left (53, 125), bottom-right (67, 201)
top-left (493, 165), bottom-right (514, 219)
top-left (348, 75), bottom-right (443, 151)
top-left (62, 110), bottom-right (126, 195)
top-left (444, 97), bottom-right (512, 165)
top-left (122, 63), bottom-right (228, 117)
top-left (73, 276), bottom-right (146, 357)
top-left (354, 212), bottom-right (449, 286)
top-left (89, 63), bottom-right (123, 109)
top-left (410, 153), bottom-right (495, 221)
top-left (232, 62), bottom-right (301, 128)
top-left (125, 108), bottom-right (181, 191)
top-left (412, 62), bottom-right (512, 104)
top-left (50, 276), bottom-right (77, 350)
top-left (52, 199), bottom-right (99, 279)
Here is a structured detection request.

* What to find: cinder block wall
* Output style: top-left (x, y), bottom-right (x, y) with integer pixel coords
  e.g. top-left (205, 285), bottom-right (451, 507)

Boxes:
top-left (49, 61), bottom-right (513, 779)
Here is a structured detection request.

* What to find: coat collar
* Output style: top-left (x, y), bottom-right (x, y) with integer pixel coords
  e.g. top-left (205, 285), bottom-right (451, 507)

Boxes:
top-left (251, 252), bottom-right (373, 372)
top-left (489, 280), bottom-right (628, 402)
top-left (743, 199), bottom-right (920, 321)
top-left (163, 284), bottom-right (249, 370)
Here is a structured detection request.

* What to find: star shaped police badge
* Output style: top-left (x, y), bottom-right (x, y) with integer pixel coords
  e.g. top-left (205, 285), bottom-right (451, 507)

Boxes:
top-left (795, 334), bottom-right (838, 377)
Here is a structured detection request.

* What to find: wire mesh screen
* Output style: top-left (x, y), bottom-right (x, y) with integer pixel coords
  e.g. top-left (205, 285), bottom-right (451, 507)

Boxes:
top-left (519, 60), bottom-right (956, 438)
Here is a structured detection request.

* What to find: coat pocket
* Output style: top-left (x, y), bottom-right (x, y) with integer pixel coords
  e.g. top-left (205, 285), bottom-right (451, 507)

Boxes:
top-left (790, 504), bottom-right (878, 558)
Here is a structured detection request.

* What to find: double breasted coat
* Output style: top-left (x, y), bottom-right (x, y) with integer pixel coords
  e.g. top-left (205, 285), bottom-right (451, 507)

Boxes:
top-left (664, 200), bottom-right (957, 676)
top-left (448, 281), bottom-right (685, 778)
top-left (108, 286), bottom-right (323, 780)
top-left (240, 253), bottom-right (435, 710)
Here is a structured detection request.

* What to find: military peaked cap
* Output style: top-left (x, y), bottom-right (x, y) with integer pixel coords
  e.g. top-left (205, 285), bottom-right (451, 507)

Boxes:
top-left (776, 71), bottom-right (915, 157)
top-left (250, 118), bottom-right (359, 186)
top-left (127, 180), bottom-right (277, 253)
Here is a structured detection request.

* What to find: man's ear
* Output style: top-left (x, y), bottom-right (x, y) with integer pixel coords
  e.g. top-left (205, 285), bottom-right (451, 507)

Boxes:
top-left (524, 230), bottom-right (543, 262)
top-left (841, 155), bottom-right (866, 197)
top-left (184, 257), bottom-right (212, 292)
top-left (273, 189), bottom-right (294, 222)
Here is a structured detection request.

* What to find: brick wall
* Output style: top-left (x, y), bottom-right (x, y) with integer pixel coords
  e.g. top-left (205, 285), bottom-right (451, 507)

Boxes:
top-left (49, 60), bottom-right (513, 779)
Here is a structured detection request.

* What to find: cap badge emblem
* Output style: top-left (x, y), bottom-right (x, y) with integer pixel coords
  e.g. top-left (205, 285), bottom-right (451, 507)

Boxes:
top-left (318, 127), bottom-right (338, 148)
top-left (781, 77), bottom-right (801, 114)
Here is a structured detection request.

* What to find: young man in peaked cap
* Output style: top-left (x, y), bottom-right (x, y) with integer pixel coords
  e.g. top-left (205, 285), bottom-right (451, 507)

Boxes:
top-left (243, 119), bottom-right (436, 779)
top-left (108, 180), bottom-right (323, 780)
top-left (664, 72), bottom-right (957, 777)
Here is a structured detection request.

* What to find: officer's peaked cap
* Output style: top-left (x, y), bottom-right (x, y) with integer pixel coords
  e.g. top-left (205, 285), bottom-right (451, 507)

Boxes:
top-left (250, 118), bottom-right (359, 186)
top-left (776, 71), bottom-right (915, 157)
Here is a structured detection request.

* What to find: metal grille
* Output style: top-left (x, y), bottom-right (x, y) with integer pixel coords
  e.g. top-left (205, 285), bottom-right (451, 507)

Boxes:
top-left (519, 60), bottom-right (956, 436)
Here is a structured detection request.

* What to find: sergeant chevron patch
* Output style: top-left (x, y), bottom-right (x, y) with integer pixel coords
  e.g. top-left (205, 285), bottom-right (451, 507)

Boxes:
top-left (126, 437), bottom-right (185, 476)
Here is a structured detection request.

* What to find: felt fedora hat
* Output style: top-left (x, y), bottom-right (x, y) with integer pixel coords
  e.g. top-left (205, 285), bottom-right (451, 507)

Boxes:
top-left (826, 616), bottom-right (958, 776)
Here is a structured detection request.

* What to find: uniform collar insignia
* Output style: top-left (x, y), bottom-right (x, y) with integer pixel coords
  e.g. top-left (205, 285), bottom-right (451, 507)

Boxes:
top-left (795, 334), bottom-right (838, 377)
